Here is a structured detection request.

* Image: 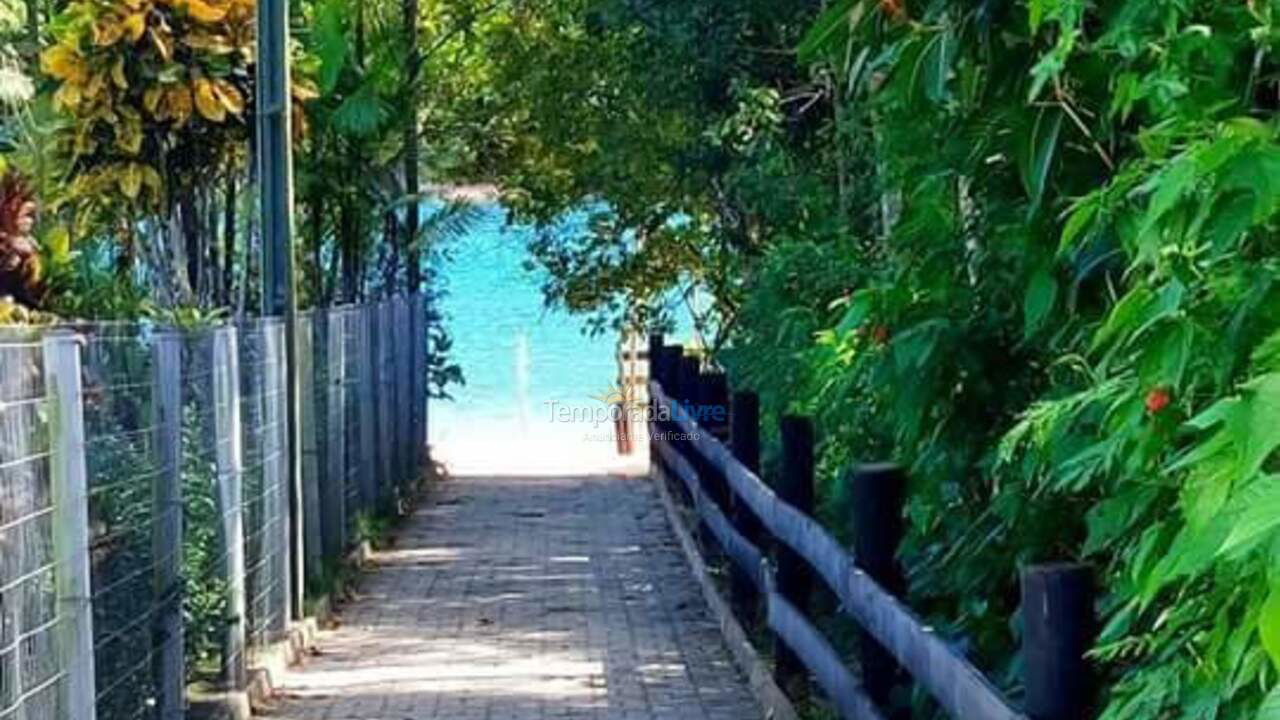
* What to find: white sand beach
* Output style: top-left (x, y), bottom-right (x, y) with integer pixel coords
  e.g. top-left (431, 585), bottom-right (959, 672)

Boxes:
top-left (431, 416), bottom-right (650, 477)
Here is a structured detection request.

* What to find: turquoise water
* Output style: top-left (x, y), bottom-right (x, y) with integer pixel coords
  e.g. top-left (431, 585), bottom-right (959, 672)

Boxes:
top-left (429, 207), bottom-right (620, 450)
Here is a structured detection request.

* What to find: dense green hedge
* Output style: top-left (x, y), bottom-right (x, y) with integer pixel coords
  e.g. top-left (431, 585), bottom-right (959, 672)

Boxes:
top-left (441, 1), bottom-right (1280, 717)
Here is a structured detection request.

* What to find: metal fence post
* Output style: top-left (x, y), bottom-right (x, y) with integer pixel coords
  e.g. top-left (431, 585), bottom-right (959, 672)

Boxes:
top-left (1022, 563), bottom-right (1096, 720)
top-left (150, 332), bottom-right (184, 720)
top-left (44, 331), bottom-right (97, 720)
top-left (775, 415), bottom-right (815, 702)
top-left (213, 326), bottom-right (247, 689)
top-left (849, 463), bottom-right (908, 711)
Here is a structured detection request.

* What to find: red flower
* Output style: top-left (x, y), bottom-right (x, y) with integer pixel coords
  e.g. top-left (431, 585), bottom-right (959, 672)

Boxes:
top-left (879, 0), bottom-right (907, 21)
top-left (1145, 387), bottom-right (1172, 415)
top-left (871, 324), bottom-right (890, 346)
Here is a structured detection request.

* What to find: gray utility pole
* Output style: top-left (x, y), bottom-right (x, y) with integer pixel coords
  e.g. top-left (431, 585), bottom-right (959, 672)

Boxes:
top-left (257, 0), bottom-right (305, 623)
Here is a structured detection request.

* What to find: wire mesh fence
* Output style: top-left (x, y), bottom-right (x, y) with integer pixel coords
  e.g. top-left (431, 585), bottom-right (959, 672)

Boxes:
top-left (237, 320), bottom-right (290, 651)
top-left (0, 330), bottom-right (61, 720)
top-left (0, 296), bottom-right (430, 720)
top-left (78, 325), bottom-right (168, 720)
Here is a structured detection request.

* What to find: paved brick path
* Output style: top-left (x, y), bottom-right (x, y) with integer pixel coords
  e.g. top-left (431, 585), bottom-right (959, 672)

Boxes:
top-left (270, 474), bottom-right (764, 720)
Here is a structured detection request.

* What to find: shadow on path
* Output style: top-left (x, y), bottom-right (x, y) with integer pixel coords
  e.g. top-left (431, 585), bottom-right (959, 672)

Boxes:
top-left (266, 473), bottom-right (763, 720)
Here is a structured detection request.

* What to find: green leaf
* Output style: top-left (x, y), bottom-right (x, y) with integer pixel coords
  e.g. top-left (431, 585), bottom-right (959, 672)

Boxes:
top-left (332, 86), bottom-right (390, 137)
top-left (835, 289), bottom-right (875, 336)
top-left (313, 0), bottom-right (349, 95)
top-left (1260, 585), bottom-right (1280, 672)
top-left (796, 0), bottom-right (864, 64)
top-left (1259, 684), bottom-right (1280, 720)
top-left (1023, 268), bottom-right (1058, 338)
top-left (1254, 329), bottom-right (1280, 373)
top-left (1059, 194), bottom-right (1099, 253)
top-left (1022, 108), bottom-right (1064, 216)
top-left (1235, 375), bottom-right (1280, 480)
top-left (1222, 474), bottom-right (1280, 558)
top-left (1136, 320), bottom-right (1192, 388)
top-left (1028, 0), bottom-right (1045, 30)
top-left (1090, 286), bottom-right (1153, 354)
top-left (1135, 154), bottom-right (1198, 255)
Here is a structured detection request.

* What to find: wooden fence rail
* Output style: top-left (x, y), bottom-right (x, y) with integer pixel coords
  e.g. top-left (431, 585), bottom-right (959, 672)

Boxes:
top-left (646, 336), bottom-right (1096, 720)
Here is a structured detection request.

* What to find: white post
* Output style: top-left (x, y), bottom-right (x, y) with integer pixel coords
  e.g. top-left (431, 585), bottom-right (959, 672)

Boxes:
top-left (43, 331), bottom-right (97, 720)
top-left (377, 302), bottom-right (394, 507)
top-left (408, 295), bottom-right (421, 472)
top-left (298, 316), bottom-right (322, 585)
top-left (323, 310), bottom-right (347, 557)
top-left (212, 326), bottom-right (247, 688)
top-left (150, 332), bottom-right (184, 720)
top-left (414, 294), bottom-right (428, 467)
top-left (262, 322), bottom-right (291, 631)
top-left (394, 298), bottom-right (410, 488)
top-left (357, 307), bottom-right (377, 515)
top-left (418, 294), bottom-right (430, 465)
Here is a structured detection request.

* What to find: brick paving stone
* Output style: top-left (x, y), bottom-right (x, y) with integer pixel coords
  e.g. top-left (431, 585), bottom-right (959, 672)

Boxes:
top-left (268, 474), bottom-right (765, 720)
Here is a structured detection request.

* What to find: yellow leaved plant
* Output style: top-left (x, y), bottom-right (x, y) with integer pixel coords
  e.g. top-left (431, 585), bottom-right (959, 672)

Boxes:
top-left (40, 0), bottom-right (313, 211)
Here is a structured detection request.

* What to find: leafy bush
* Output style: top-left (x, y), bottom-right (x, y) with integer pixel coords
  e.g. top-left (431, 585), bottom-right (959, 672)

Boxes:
top-left (448, 1), bottom-right (1280, 716)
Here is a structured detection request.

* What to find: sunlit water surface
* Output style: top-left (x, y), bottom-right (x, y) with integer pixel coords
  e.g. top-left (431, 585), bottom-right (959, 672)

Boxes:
top-left (428, 208), bottom-right (639, 475)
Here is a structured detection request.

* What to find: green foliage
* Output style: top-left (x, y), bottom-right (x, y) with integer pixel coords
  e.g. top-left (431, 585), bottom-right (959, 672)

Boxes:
top-left (352, 510), bottom-right (391, 548)
top-left (180, 401), bottom-right (230, 679)
top-left (433, 0), bottom-right (1280, 717)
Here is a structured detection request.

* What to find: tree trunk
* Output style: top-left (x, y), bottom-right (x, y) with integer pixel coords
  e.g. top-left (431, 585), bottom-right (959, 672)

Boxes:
top-left (355, 0), bottom-right (366, 70)
top-left (24, 0), bottom-right (39, 51)
top-left (223, 172), bottom-right (237, 307)
top-left (340, 199), bottom-right (357, 303)
top-left (403, 0), bottom-right (421, 294)
top-left (310, 197), bottom-right (324, 305)
top-left (182, 193), bottom-right (201, 302)
top-left (384, 209), bottom-right (398, 292)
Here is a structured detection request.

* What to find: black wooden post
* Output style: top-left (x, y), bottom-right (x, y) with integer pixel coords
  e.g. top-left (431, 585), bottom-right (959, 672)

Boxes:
top-left (730, 392), bottom-right (761, 474)
top-left (696, 368), bottom-right (737, 556)
top-left (647, 334), bottom-right (664, 386)
top-left (647, 335), bottom-right (665, 475)
top-left (729, 391), bottom-right (761, 626)
top-left (699, 372), bottom-right (732, 520)
top-left (850, 463), bottom-right (908, 710)
top-left (700, 372), bottom-right (730, 441)
top-left (663, 345), bottom-right (684, 393)
top-left (1022, 564), bottom-right (1095, 720)
top-left (661, 345), bottom-right (684, 434)
top-left (775, 415), bottom-right (815, 700)
top-left (678, 355), bottom-right (701, 409)
top-left (688, 369), bottom-right (715, 551)
top-left (655, 344), bottom-right (683, 474)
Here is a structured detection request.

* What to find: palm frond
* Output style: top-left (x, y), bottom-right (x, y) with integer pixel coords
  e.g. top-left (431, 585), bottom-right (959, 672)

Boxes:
top-left (413, 200), bottom-right (483, 252)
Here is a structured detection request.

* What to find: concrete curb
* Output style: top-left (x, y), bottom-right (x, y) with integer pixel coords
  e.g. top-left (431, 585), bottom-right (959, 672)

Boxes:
top-left (186, 555), bottom-right (359, 719)
top-left (186, 618), bottom-right (320, 720)
top-left (650, 466), bottom-right (800, 720)
top-left (187, 472), bottom-right (434, 719)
